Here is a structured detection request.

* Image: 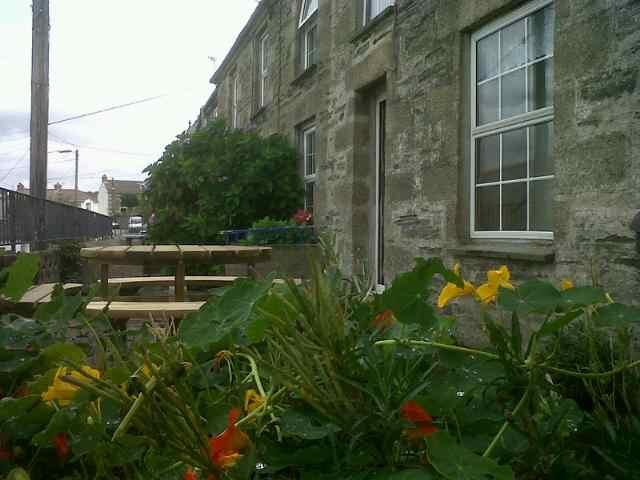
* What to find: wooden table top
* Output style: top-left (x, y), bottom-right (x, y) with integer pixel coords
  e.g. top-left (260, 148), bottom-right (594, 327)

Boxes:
top-left (80, 245), bottom-right (272, 265)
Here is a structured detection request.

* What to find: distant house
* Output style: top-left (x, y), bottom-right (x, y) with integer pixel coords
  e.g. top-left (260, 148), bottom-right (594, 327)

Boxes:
top-left (97, 175), bottom-right (145, 217)
top-left (16, 182), bottom-right (98, 211)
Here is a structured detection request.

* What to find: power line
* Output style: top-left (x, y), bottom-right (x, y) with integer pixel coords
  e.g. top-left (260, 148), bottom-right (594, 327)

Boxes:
top-left (47, 94), bottom-right (167, 126)
top-left (48, 131), bottom-right (156, 157)
top-left (0, 152), bottom-right (28, 183)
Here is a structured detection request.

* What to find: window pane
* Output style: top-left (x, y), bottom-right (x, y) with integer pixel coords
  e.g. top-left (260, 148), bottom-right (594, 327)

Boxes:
top-left (502, 182), bottom-right (526, 230)
top-left (305, 25), bottom-right (318, 68)
top-left (528, 59), bottom-right (553, 111)
top-left (530, 122), bottom-right (553, 177)
top-left (304, 182), bottom-right (315, 211)
top-left (476, 186), bottom-right (499, 231)
top-left (299, 0), bottom-right (318, 27)
top-left (527, 5), bottom-right (554, 61)
top-left (477, 78), bottom-right (499, 125)
top-left (502, 128), bottom-right (527, 180)
top-left (476, 134), bottom-right (499, 183)
top-left (305, 131), bottom-right (316, 175)
top-left (477, 32), bottom-right (499, 82)
top-left (501, 67), bottom-right (526, 119)
top-left (530, 179), bottom-right (553, 231)
top-left (500, 19), bottom-right (526, 72)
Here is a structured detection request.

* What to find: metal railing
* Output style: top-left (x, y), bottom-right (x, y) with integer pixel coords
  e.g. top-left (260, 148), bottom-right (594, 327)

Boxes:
top-left (0, 187), bottom-right (112, 249)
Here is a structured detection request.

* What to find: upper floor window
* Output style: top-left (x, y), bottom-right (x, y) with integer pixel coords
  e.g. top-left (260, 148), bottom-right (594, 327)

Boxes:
top-left (298, 0), bottom-right (318, 72)
top-left (471, 0), bottom-right (554, 240)
top-left (299, 0), bottom-right (318, 27)
top-left (302, 125), bottom-right (317, 211)
top-left (259, 33), bottom-right (270, 107)
top-left (363, 0), bottom-right (394, 26)
top-left (232, 73), bottom-right (239, 128)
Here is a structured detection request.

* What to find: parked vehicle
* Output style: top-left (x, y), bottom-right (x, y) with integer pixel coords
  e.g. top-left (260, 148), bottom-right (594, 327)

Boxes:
top-left (128, 215), bottom-right (144, 234)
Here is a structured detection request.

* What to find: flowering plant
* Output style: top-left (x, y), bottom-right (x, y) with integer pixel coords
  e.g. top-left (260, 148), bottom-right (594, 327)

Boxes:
top-left (1, 251), bottom-right (639, 480)
top-left (292, 208), bottom-right (313, 225)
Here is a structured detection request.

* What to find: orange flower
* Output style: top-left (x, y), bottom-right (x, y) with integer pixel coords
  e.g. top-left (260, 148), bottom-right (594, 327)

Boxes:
top-left (183, 467), bottom-right (198, 480)
top-left (53, 432), bottom-right (70, 461)
top-left (372, 309), bottom-right (396, 330)
top-left (401, 401), bottom-right (433, 423)
top-left (400, 401), bottom-right (438, 439)
top-left (209, 408), bottom-right (250, 469)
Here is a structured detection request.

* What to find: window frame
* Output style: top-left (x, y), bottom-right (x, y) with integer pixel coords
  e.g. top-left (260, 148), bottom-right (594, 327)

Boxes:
top-left (470, 0), bottom-right (554, 241)
top-left (299, 0), bottom-right (318, 28)
top-left (303, 23), bottom-right (318, 70)
top-left (302, 125), bottom-right (317, 211)
top-left (232, 73), bottom-right (239, 128)
top-left (363, 0), bottom-right (395, 26)
top-left (259, 33), bottom-right (270, 108)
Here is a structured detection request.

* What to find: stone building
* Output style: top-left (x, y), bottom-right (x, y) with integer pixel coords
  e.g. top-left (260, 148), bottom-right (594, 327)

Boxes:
top-left (97, 175), bottom-right (145, 218)
top-left (195, 0), bottom-right (639, 303)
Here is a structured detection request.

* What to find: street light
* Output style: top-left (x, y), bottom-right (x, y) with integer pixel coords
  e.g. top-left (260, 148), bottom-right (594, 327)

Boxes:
top-left (48, 149), bottom-right (79, 205)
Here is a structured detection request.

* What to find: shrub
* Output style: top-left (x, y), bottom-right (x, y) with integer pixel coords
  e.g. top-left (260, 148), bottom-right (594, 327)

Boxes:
top-left (143, 120), bottom-right (303, 244)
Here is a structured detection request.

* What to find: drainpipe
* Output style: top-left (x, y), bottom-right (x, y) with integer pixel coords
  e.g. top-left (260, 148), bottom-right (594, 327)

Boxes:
top-left (632, 211), bottom-right (640, 254)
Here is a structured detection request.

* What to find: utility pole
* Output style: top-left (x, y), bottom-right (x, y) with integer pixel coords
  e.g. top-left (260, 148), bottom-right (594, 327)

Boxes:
top-left (29, 0), bottom-right (50, 249)
top-left (74, 149), bottom-right (79, 206)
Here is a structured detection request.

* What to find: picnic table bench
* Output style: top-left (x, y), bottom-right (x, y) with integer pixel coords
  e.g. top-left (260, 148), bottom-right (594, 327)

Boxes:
top-left (81, 244), bottom-right (272, 325)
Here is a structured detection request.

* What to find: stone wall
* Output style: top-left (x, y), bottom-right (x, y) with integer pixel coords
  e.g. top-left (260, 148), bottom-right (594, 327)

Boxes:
top-left (204, 0), bottom-right (639, 306)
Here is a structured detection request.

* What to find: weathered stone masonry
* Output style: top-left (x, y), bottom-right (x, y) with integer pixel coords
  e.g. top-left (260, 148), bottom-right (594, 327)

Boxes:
top-left (197, 0), bottom-right (639, 309)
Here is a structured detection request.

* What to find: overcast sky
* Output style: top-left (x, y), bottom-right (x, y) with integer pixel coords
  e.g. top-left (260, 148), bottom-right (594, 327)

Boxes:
top-left (0, 0), bottom-right (257, 192)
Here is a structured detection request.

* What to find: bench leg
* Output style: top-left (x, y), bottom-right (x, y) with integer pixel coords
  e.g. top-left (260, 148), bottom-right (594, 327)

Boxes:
top-left (175, 260), bottom-right (186, 301)
top-left (100, 264), bottom-right (110, 298)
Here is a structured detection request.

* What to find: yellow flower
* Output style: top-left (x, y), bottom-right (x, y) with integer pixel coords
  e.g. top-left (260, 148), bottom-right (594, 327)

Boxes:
top-left (41, 366), bottom-right (101, 406)
top-left (437, 264), bottom-right (476, 309)
top-left (244, 389), bottom-right (265, 414)
top-left (560, 279), bottom-right (574, 291)
top-left (476, 266), bottom-right (515, 304)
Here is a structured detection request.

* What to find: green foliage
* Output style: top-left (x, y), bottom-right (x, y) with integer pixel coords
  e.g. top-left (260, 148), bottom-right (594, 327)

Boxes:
top-left (0, 254), bottom-right (39, 301)
top-left (1, 253), bottom-right (640, 480)
top-left (144, 120), bottom-right (303, 243)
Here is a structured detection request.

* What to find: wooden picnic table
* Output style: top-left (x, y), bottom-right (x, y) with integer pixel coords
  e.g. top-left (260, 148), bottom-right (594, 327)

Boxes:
top-left (80, 245), bottom-right (272, 301)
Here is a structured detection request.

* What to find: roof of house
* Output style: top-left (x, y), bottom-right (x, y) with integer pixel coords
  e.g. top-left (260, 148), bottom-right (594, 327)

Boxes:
top-left (104, 179), bottom-right (145, 195)
top-left (16, 183), bottom-right (98, 205)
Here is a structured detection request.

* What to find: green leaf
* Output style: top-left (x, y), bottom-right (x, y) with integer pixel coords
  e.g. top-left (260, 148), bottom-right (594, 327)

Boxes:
top-left (32, 409), bottom-right (78, 446)
top-left (368, 469), bottom-right (440, 480)
top-left (178, 276), bottom-right (274, 350)
top-left (427, 431), bottom-right (514, 480)
top-left (538, 309), bottom-right (584, 336)
top-left (498, 280), bottom-right (561, 315)
top-left (6, 468), bottom-right (31, 480)
top-left (560, 287), bottom-right (608, 308)
top-left (260, 442), bottom-right (333, 472)
top-left (279, 410), bottom-right (340, 440)
top-left (0, 254), bottom-right (39, 301)
top-left (380, 258), bottom-right (458, 327)
top-left (40, 342), bottom-right (86, 367)
top-left (595, 303), bottom-right (640, 327)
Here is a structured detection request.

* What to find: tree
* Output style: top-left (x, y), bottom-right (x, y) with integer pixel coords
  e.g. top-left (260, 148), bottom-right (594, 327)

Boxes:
top-left (143, 120), bottom-right (303, 243)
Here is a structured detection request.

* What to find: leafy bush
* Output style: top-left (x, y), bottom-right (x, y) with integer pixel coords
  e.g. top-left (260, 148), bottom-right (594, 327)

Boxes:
top-left (1, 251), bottom-right (640, 480)
top-left (241, 217), bottom-right (316, 245)
top-left (144, 120), bottom-right (303, 244)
